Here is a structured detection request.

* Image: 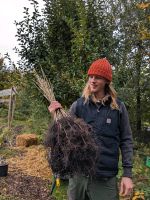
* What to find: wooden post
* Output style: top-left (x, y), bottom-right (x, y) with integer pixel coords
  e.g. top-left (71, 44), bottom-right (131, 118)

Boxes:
top-left (11, 87), bottom-right (16, 126)
top-left (0, 87), bottom-right (16, 129)
top-left (8, 88), bottom-right (13, 129)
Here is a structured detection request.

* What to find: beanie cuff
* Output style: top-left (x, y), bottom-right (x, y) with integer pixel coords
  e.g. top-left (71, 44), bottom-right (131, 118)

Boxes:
top-left (88, 70), bottom-right (112, 82)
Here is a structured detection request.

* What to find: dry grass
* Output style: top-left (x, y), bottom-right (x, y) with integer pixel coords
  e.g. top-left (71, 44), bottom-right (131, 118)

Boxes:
top-left (16, 134), bottom-right (38, 147)
top-left (34, 69), bottom-right (67, 120)
top-left (34, 68), bottom-right (55, 103)
top-left (7, 145), bottom-right (52, 180)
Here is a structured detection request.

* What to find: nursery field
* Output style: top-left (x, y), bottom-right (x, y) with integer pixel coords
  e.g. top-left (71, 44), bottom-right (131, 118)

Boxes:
top-left (0, 113), bottom-right (150, 200)
top-left (0, 1), bottom-right (149, 199)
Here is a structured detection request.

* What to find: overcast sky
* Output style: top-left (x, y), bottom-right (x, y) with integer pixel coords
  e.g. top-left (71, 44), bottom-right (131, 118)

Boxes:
top-left (0, 0), bottom-right (44, 65)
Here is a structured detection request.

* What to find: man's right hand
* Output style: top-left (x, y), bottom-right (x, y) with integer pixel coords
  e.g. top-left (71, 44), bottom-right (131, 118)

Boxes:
top-left (48, 101), bottom-right (62, 113)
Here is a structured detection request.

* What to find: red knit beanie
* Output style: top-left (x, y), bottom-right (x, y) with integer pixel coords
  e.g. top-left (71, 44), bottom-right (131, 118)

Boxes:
top-left (87, 58), bottom-right (112, 82)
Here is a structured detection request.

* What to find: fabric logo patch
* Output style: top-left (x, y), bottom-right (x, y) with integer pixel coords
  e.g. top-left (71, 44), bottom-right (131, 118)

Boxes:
top-left (106, 118), bottom-right (111, 124)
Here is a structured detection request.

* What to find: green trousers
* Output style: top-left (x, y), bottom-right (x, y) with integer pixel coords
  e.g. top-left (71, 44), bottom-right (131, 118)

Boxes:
top-left (67, 175), bottom-right (119, 200)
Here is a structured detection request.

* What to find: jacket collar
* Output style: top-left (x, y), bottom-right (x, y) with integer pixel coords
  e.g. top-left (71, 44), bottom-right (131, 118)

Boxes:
top-left (88, 94), bottom-right (112, 106)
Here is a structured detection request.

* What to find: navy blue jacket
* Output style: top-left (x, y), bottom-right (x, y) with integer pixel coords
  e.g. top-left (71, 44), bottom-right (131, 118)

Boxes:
top-left (70, 96), bottom-right (133, 178)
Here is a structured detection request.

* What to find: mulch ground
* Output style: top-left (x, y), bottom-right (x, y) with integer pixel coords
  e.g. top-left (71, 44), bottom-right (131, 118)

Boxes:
top-left (0, 145), bottom-right (55, 200)
top-left (0, 170), bottom-right (54, 200)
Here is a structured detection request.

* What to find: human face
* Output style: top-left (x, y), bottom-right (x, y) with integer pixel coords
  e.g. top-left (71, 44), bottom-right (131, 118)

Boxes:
top-left (88, 75), bottom-right (108, 94)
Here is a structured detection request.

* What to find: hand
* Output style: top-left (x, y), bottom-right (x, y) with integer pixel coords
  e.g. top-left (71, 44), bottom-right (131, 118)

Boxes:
top-left (48, 101), bottom-right (62, 113)
top-left (119, 177), bottom-right (134, 197)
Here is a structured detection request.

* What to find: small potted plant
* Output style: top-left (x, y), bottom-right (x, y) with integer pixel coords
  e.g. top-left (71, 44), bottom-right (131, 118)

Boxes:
top-left (0, 157), bottom-right (8, 177)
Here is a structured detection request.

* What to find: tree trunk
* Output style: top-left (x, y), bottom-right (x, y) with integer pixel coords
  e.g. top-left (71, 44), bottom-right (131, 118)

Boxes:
top-left (135, 42), bottom-right (143, 135)
top-left (136, 83), bottom-right (141, 134)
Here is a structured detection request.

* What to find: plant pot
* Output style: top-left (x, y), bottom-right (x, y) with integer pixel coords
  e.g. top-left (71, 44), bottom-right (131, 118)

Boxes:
top-left (0, 164), bottom-right (8, 177)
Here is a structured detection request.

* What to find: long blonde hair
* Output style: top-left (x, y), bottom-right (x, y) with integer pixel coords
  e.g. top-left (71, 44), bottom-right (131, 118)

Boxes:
top-left (82, 82), bottom-right (119, 110)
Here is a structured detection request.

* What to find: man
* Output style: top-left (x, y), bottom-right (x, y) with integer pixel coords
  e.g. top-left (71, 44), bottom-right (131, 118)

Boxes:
top-left (48, 58), bottom-right (133, 200)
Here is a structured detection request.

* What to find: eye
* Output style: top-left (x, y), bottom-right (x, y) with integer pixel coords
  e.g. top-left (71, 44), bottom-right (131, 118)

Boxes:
top-left (89, 75), bottom-right (94, 79)
top-left (95, 76), bottom-right (104, 80)
top-left (95, 76), bottom-right (102, 80)
top-left (89, 75), bottom-right (104, 80)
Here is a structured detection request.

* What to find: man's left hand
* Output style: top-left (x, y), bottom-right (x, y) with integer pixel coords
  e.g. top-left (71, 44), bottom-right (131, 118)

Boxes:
top-left (119, 177), bottom-right (134, 197)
